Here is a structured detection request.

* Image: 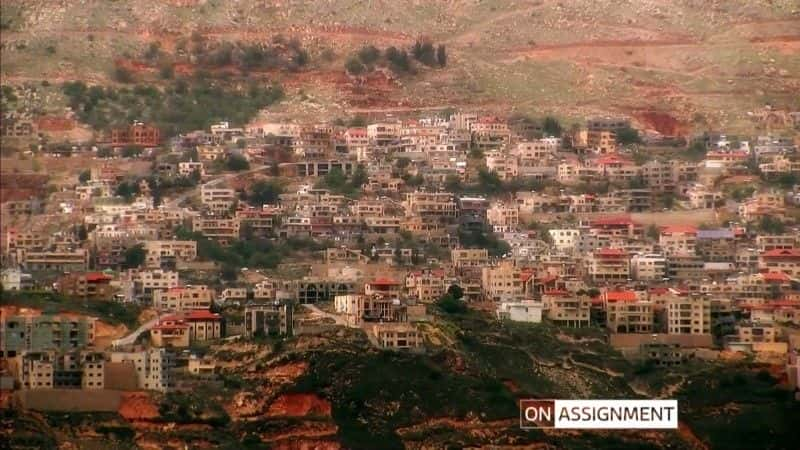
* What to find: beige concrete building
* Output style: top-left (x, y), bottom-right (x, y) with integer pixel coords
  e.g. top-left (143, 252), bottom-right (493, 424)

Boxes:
top-left (451, 248), bottom-right (489, 269)
top-left (667, 295), bottom-right (711, 335)
top-left (481, 260), bottom-right (523, 302)
top-left (604, 292), bottom-right (653, 334)
top-left (587, 248), bottom-right (630, 283)
top-left (369, 323), bottom-right (423, 350)
top-left (153, 285), bottom-right (213, 312)
top-left (192, 217), bottom-right (240, 244)
top-left (487, 203), bottom-right (520, 233)
top-left (542, 291), bottom-right (591, 327)
top-left (144, 240), bottom-right (198, 268)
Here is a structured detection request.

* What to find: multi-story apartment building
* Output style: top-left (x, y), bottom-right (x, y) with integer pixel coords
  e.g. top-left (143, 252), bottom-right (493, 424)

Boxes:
top-left (17, 350), bottom-right (106, 390)
top-left (659, 226), bottom-right (697, 256)
top-left (369, 323), bottom-right (423, 350)
top-left (0, 313), bottom-right (96, 357)
top-left (667, 294), bottom-right (711, 335)
top-left (110, 348), bottom-right (174, 392)
top-left (481, 260), bottom-right (523, 302)
top-left (542, 290), bottom-right (591, 327)
top-left (548, 229), bottom-right (581, 253)
top-left (587, 248), bottom-right (630, 283)
top-left (451, 248), bottom-right (489, 269)
top-left (486, 203), bottom-right (520, 233)
top-left (403, 192), bottom-right (458, 220)
top-left (587, 130), bottom-right (617, 154)
top-left (759, 249), bottom-right (800, 277)
top-left (153, 285), bottom-right (213, 312)
top-left (667, 254), bottom-right (706, 282)
top-left (739, 191), bottom-right (785, 221)
top-left (484, 151), bottom-right (519, 181)
top-left (244, 302), bottom-right (294, 336)
top-left (200, 186), bottom-right (236, 213)
top-left (630, 253), bottom-right (667, 281)
top-left (604, 291), bottom-right (653, 334)
top-left (192, 217), bottom-right (240, 244)
top-left (135, 269), bottom-right (180, 299)
top-left (16, 248), bottom-right (89, 272)
top-left (178, 161), bottom-right (205, 177)
top-left (56, 272), bottom-right (115, 300)
top-left (470, 117), bottom-right (511, 150)
top-left (143, 240), bottom-right (198, 268)
top-left (756, 235), bottom-right (797, 252)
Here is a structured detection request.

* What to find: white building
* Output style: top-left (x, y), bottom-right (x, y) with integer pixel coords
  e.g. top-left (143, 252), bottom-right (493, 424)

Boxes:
top-left (496, 301), bottom-right (543, 323)
top-left (631, 253), bottom-right (668, 281)
top-left (110, 348), bottom-right (174, 392)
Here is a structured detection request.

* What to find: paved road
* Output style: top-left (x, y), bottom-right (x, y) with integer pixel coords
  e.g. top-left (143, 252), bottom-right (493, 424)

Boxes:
top-left (301, 303), bottom-right (348, 326)
top-left (164, 165), bottom-right (269, 208)
top-left (112, 315), bottom-right (161, 348)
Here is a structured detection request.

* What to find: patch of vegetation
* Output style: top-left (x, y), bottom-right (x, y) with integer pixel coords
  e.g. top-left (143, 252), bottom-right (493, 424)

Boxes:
top-left (314, 165), bottom-right (367, 197)
top-left (243, 179), bottom-right (286, 206)
top-left (61, 80), bottom-right (283, 137)
top-left (159, 392), bottom-right (230, 426)
top-left (457, 225), bottom-right (510, 257)
top-left (175, 226), bottom-right (331, 273)
top-left (0, 291), bottom-right (142, 329)
top-left (345, 41), bottom-right (447, 75)
top-left (292, 349), bottom-right (517, 449)
top-left (677, 363), bottom-right (800, 450)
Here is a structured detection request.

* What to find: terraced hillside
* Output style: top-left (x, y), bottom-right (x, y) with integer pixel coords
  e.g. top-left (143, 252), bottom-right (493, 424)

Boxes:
top-left (2, 0), bottom-right (799, 133)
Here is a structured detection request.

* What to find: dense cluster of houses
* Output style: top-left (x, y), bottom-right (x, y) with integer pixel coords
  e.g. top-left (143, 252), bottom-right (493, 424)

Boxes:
top-left (2, 111), bottom-right (800, 394)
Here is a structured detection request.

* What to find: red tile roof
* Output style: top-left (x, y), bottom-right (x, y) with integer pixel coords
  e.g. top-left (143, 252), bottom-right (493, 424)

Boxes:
top-left (660, 225), bottom-right (697, 235)
top-left (595, 248), bottom-right (628, 257)
top-left (762, 271), bottom-right (791, 282)
top-left (591, 216), bottom-right (635, 226)
top-left (370, 277), bottom-right (400, 286)
top-left (85, 272), bottom-right (113, 282)
top-left (761, 249), bottom-right (800, 258)
top-left (604, 291), bottom-right (638, 302)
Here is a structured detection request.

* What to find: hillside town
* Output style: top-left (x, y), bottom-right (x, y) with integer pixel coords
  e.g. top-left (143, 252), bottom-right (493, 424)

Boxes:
top-left (2, 109), bottom-right (799, 405)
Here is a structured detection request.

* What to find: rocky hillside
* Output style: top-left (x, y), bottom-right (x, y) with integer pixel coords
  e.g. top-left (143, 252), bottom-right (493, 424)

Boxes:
top-left (5, 309), bottom-right (798, 449)
top-left (1, 0), bottom-right (799, 132)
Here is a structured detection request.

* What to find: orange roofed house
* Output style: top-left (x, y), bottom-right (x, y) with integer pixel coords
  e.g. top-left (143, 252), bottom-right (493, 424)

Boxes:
top-left (56, 272), bottom-right (115, 301)
top-left (151, 310), bottom-right (222, 348)
top-left (603, 290), bottom-right (653, 334)
top-left (759, 249), bottom-right (800, 278)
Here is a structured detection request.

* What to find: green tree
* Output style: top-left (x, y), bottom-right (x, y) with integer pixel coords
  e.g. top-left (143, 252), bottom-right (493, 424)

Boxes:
top-left (78, 170), bottom-right (91, 184)
top-left (543, 116), bottom-right (562, 137)
top-left (220, 264), bottom-right (238, 282)
top-left (646, 224), bottom-right (660, 240)
top-left (226, 154), bottom-right (250, 171)
top-left (758, 216), bottom-right (785, 234)
top-left (350, 164), bottom-right (368, 188)
top-left (357, 45), bottom-right (381, 65)
top-left (447, 284), bottom-right (464, 300)
top-left (345, 57), bottom-right (366, 75)
top-left (321, 167), bottom-right (347, 190)
top-left (436, 44), bottom-right (447, 67)
top-left (121, 146), bottom-right (141, 158)
top-left (248, 180), bottom-right (284, 205)
top-left (437, 293), bottom-right (467, 314)
top-left (122, 244), bottom-right (146, 269)
top-left (113, 65), bottom-right (134, 83)
top-left (616, 126), bottom-right (642, 145)
top-left (444, 174), bottom-right (463, 192)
